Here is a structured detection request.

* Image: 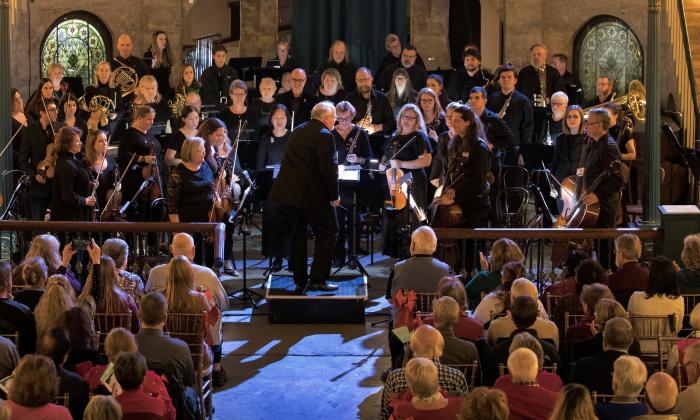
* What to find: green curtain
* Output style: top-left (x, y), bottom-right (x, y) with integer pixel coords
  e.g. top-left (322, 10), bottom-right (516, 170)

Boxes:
top-left (291, 0), bottom-right (408, 77)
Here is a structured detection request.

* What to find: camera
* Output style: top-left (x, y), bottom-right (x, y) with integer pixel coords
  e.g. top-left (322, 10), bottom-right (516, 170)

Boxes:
top-left (71, 239), bottom-right (91, 251)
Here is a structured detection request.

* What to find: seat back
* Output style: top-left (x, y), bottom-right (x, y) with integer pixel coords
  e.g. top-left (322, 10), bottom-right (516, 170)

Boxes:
top-left (681, 294), bottom-right (700, 334)
top-left (414, 292), bottom-right (437, 314)
top-left (53, 392), bottom-right (70, 408)
top-left (445, 361), bottom-right (479, 388)
top-left (0, 332), bottom-right (20, 352)
top-left (630, 314), bottom-right (677, 359)
top-left (657, 336), bottom-right (684, 371)
top-left (94, 312), bottom-right (132, 352)
top-left (564, 312), bottom-right (586, 332)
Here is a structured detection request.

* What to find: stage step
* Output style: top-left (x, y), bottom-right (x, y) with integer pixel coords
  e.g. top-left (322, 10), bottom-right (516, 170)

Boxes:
top-left (265, 275), bottom-right (368, 324)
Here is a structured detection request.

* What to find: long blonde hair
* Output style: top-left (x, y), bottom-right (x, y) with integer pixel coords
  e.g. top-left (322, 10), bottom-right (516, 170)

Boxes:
top-left (25, 234), bottom-right (61, 272)
top-left (34, 274), bottom-right (76, 338)
top-left (134, 75), bottom-right (162, 105)
top-left (165, 256), bottom-right (196, 313)
top-left (81, 256), bottom-right (130, 314)
top-left (395, 103), bottom-right (427, 135)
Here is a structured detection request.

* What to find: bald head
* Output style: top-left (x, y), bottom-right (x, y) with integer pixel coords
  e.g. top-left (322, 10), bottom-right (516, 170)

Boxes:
top-left (171, 233), bottom-right (195, 260)
top-left (507, 347), bottom-right (538, 382)
top-left (410, 325), bottom-right (444, 359)
top-left (290, 68), bottom-right (307, 96)
top-left (645, 372), bottom-right (678, 413)
top-left (117, 34), bottom-right (133, 58)
top-left (511, 278), bottom-right (538, 301)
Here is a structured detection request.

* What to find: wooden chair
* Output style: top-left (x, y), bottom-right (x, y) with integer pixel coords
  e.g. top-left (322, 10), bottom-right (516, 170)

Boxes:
top-left (498, 363), bottom-right (557, 377)
top-left (564, 312), bottom-right (585, 332)
top-left (545, 294), bottom-right (565, 319)
top-left (53, 392), bottom-right (70, 408)
top-left (630, 314), bottom-right (678, 364)
top-left (166, 311), bottom-right (212, 420)
top-left (657, 336), bottom-right (684, 371)
top-left (673, 363), bottom-right (691, 391)
top-left (94, 311), bottom-right (132, 352)
top-left (414, 292), bottom-right (437, 314)
top-left (0, 332), bottom-right (20, 352)
top-left (591, 391), bottom-right (644, 403)
top-left (446, 361), bottom-right (479, 388)
top-left (681, 294), bottom-right (700, 334)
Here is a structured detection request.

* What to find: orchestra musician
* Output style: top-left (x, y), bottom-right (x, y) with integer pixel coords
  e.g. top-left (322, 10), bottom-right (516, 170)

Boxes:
top-left (603, 101), bottom-right (636, 221)
top-left (46, 63), bottom-right (65, 100)
top-left (446, 46), bottom-right (493, 102)
top-left (132, 75), bottom-right (170, 128)
top-left (57, 93), bottom-right (86, 134)
top-left (256, 104), bottom-right (290, 170)
top-left (429, 102), bottom-right (459, 188)
top-left (166, 137), bottom-right (216, 224)
top-left (252, 77), bottom-right (277, 134)
top-left (426, 74), bottom-right (450, 110)
top-left (11, 88), bottom-right (28, 186)
top-left (552, 54), bottom-right (583, 105)
top-left (516, 43), bottom-right (565, 107)
top-left (142, 31), bottom-right (173, 99)
top-left (83, 61), bottom-right (123, 132)
top-left (317, 68), bottom-right (346, 104)
top-left (313, 40), bottom-right (357, 93)
top-left (379, 103), bottom-right (432, 258)
top-left (199, 44), bottom-right (238, 109)
top-left (110, 34), bottom-right (150, 98)
top-left (20, 98), bottom-right (58, 220)
top-left (50, 126), bottom-right (96, 221)
top-left (346, 67), bottom-right (395, 136)
top-left (165, 105), bottom-right (200, 167)
top-left (276, 68), bottom-right (319, 128)
top-left (551, 105), bottom-right (586, 182)
top-left (176, 63), bottom-right (200, 96)
top-left (539, 91), bottom-right (568, 144)
top-left (332, 101), bottom-right (372, 265)
top-left (583, 76), bottom-right (615, 108)
top-left (266, 39), bottom-right (298, 70)
top-left (169, 90), bottom-right (201, 132)
top-left (378, 45), bottom-right (427, 92)
top-left (376, 34), bottom-right (426, 82)
top-left (486, 64), bottom-right (533, 165)
top-left (218, 79), bottom-right (259, 169)
top-left (268, 101), bottom-right (341, 293)
top-left (416, 87), bottom-right (447, 152)
top-left (387, 68), bottom-right (417, 117)
top-left (116, 105), bottom-right (161, 221)
top-left (24, 65), bottom-right (63, 122)
top-left (84, 129), bottom-right (117, 216)
top-left (25, 78), bottom-right (55, 124)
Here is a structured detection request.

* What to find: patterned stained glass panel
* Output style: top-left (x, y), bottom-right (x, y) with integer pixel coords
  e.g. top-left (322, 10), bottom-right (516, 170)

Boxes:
top-left (576, 17), bottom-right (643, 103)
top-left (41, 18), bottom-right (107, 88)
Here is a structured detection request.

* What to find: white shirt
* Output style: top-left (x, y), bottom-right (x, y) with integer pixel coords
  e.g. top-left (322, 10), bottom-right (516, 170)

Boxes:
top-left (146, 261), bottom-right (228, 310)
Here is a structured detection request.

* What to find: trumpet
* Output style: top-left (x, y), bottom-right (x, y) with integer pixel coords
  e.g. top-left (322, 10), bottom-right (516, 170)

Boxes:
top-left (109, 58), bottom-right (138, 98)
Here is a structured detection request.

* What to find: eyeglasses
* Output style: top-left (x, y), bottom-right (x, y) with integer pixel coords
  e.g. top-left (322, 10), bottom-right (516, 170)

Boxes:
top-left (337, 116), bottom-right (353, 122)
top-left (291, 78), bottom-right (306, 83)
top-left (586, 121), bottom-right (602, 126)
top-left (402, 54), bottom-right (417, 59)
top-left (47, 108), bottom-right (58, 113)
top-left (230, 92), bottom-right (246, 96)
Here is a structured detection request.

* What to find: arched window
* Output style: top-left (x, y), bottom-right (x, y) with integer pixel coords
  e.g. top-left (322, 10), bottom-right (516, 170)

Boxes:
top-left (40, 12), bottom-right (112, 89)
top-left (574, 15), bottom-right (643, 104)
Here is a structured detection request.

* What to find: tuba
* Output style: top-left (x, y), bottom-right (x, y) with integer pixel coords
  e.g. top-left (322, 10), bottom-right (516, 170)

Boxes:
top-left (583, 79), bottom-right (647, 121)
top-left (109, 58), bottom-right (138, 98)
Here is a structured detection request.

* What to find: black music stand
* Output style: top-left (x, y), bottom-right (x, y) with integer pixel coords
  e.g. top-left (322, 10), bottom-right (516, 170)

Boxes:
top-left (229, 57), bottom-right (262, 82)
top-left (228, 183), bottom-right (264, 307)
top-left (334, 166), bottom-right (369, 277)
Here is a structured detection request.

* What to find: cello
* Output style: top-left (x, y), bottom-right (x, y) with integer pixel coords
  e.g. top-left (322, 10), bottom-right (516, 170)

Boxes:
top-left (430, 155), bottom-right (466, 228)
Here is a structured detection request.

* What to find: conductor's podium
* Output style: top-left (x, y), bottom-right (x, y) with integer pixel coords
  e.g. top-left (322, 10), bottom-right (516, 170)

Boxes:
top-left (265, 275), bottom-right (368, 324)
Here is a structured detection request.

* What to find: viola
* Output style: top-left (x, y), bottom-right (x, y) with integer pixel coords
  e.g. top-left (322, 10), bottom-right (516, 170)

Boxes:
top-left (383, 138), bottom-right (407, 211)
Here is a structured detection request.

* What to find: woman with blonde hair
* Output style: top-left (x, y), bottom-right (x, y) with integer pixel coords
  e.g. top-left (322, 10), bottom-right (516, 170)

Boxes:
top-left (13, 256), bottom-right (48, 310)
top-left (549, 383), bottom-right (598, 420)
top-left (679, 233), bottom-right (700, 293)
top-left (317, 68), bottom-right (345, 103)
top-left (466, 238), bottom-right (525, 309)
top-left (415, 87), bottom-right (446, 148)
top-left (133, 75), bottom-right (169, 125)
top-left (14, 234), bottom-right (81, 293)
top-left (83, 395), bottom-right (122, 420)
top-left (460, 387), bottom-right (509, 420)
top-left (6, 355), bottom-right (72, 419)
top-left (34, 274), bottom-right (76, 339)
top-left (165, 255), bottom-right (211, 314)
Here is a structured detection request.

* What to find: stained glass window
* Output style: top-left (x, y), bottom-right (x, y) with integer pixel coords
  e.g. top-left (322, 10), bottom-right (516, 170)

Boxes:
top-left (575, 16), bottom-right (643, 103)
top-left (40, 13), bottom-right (112, 89)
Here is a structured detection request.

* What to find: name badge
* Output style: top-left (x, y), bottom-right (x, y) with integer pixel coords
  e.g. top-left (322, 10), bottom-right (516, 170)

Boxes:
top-left (576, 167), bottom-right (585, 177)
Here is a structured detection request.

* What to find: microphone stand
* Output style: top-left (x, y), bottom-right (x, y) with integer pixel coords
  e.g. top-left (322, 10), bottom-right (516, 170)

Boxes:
top-left (118, 177), bottom-right (154, 216)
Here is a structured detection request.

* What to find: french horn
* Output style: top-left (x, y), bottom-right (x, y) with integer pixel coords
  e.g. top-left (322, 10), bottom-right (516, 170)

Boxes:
top-left (109, 58), bottom-right (138, 98)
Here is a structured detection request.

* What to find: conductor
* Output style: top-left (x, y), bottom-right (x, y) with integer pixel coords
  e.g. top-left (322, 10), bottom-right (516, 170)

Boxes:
top-left (269, 101), bottom-right (341, 293)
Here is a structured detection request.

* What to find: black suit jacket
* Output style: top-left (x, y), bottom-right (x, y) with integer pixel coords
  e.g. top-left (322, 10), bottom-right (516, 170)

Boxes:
top-left (58, 366), bottom-right (90, 420)
top-left (446, 67), bottom-right (493, 102)
top-left (480, 108), bottom-right (515, 150)
top-left (269, 119), bottom-right (339, 210)
top-left (486, 90), bottom-right (534, 144)
top-left (571, 350), bottom-right (626, 394)
top-left (516, 65), bottom-right (566, 104)
top-left (275, 90), bottom-right (319, 127)
top-left (19, 122), bottom-right (54, 198)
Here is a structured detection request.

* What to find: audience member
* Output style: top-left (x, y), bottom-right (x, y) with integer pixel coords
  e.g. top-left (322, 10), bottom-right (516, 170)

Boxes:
top-left (493, 332), bottom-right (563, 392)
top-left (549, 383), bottom-right (597, 420)
top-left (421, 278), bottom-right (484, 341)
top-left (595, 355), bottom-right (648, 420)
top-left (37, 326), bottom-right (90, 419)
top-left (113, 351), bottom-right (173, 420)
top-left (494, 348), bottom-right (558, 420)
top-left (571, 316), bottom-right (636, 394)
top-left (664, 302), bottom-right (700, 372)
top-left (459, 387), bottom-right (509, 420)
top-left (643, 372), bottom-right (679, 417)
top-left (12, 256), bottom-right (47, 310)
top-left (391, 357), bottom-right (464, 419)
top-left (83, 395), bottom-right (122, 420)
top-left (6, 355), bottom-right (71, 419)
top-left (565, 283), bottom-right (614, 340)
top-left (0, 260), bottom-right (36, 356)
top-left (34, 274), bottom-right (76, 340)
top-left (676, 341), bottom-right (700, 420)
top-left (0, 402), bottom-right (8, 420)
top-left (609, 233), bottom-right (649, 306)
top-left (102, 238), bottom-right (144, 303)
top-left (60, 305), bottom-right (104, 371)
top-left (546, 259), bottom-right (608, 331)
top-left (135, 292), bottom-right (195, 388)
top-left (628, 256), bottom-right (684, 353)
top-left (488, 286), bottom-right (559, 348)
top-left (380, 325), bottom-right (468, 420)
top-left (0, 335), bottom-right (18, 379)
top-left (13, 234), bottom-right (80, 293)
top-left (678, 233), bottom-right (700, 293)
top-left (465, 238), bottom-right (524, 310)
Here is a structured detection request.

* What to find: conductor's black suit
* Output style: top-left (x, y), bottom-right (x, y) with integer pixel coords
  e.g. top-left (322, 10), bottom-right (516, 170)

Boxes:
top-left (269, 118), bottom-right (339, 288)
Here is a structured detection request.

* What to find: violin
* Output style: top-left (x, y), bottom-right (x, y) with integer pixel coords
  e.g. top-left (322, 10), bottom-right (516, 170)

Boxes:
top-left (141, 143), bottom-right (163, 202)
top-left (100, 166), bottom-right (125, 221)
top-left (384, 138), bottom-right (407, 211)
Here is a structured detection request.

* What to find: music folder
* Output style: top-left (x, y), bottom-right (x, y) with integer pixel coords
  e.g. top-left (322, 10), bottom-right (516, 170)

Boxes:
top-left (338, 165), bottom-right (361, 182)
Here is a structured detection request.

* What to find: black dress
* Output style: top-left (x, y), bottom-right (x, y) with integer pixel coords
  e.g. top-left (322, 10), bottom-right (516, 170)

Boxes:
top-left (317, 89), bottom-right (346, 104)
top-left (87, 156), bottom-right (117, 215)
top-left (117, 127), bottom-right (162, 218)
top-left (51, 151), bottom-right (93, 221)
top-left (166, 130), bottom-right (187, 159)
top-left (143, 49), bottom-right (173, 100)
top-left (165, 162), bottom-right (215, 222)
top-left (11, 117), bottom-right (25, 186)
top-left (218, 107), bottom-right (260, 170)
top-left (256, 130), bottom-right (289, 170)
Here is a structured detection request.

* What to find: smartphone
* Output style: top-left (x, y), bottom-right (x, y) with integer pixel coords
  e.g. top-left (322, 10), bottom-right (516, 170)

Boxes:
top-left (71, 239), bottom-right (91, 251)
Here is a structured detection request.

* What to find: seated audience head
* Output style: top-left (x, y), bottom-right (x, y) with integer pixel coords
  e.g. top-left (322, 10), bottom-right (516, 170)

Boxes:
top-left (501, 261), bottom-right (526, 286)
top-left (574, 259), bottom-right (608, 293)
top-left (490, 238), bottom-right (525, 274)
top-left (437, 278), bottom-right (467, 311)
top-left (410, 325), bottom-right (444, 359)
top-left (646, 256), bottom-right (680, 298)
top-left (139, 291), bottom-right (168, 328)
top-left (683, 341), bottom-right (700, 384)
top-left (9, 355), bottom-right (59, 407)
top-left (511, 295), bottom-right (539, 330)
top-left (105, 327), bottom-right (137, 362)
top-left (171, 232), bottom-right (196, 261)
top-left (405, 357), bottom-right (439, 399)
top-left (563, 251), bottom-right (588, 279)
top-left (691, 303), bottom-right (700, 332)
top-left (0, 260), bottom-right (10, 297)
top-left (102, 238), bottom-right (130, 271)
top-left (166, 255), bottom-right (197, 313)
top-left (38, 326), bottom-right (70, 368)
top-left (594, 298), bottom-right (627, 332)
top-left (579, 283), bottom-right (614, 317)
top-left (614, 233), bottom-right (642, 267)
top-left (26, 234), bottom-right (61, 271)
top-left (61, 305), bottom-right (95, 351)
top-left (549, 383), bottom-right (597, 420)
top-left (410, 226), bottom-right (437, 256)
top-left (612, 355), bottom-right (647, 397)
top-left (84, 395), bottom-right (122, 420)
top-left (21, 256), bottom-right (47, 288)
top-left (603, 316), bottom-right (634, 352)
top-left (35, 275), bottom-right (76, 337)
top-left (81, 255), bottom-right (128, 313)
top-left (509, 332), bottom-right (544, 370)
top-left (645, 372), bottom-right (678, 413)
top-left (510, 278), bottom-right (538, 302)
top-left (433, 296), bottom-right (460, 332)
top-left (681, 233), bottom-right (700, 271)
top-left (507, 347), bottom-right (538, 382)
top-left (114, 351), bottom-right (147, 391)
top-left (460, 387), bottom-right (509, 420)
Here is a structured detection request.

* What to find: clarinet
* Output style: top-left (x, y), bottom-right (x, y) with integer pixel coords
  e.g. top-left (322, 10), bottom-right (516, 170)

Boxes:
top-left (498, 92), bottom-right (513, 119)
